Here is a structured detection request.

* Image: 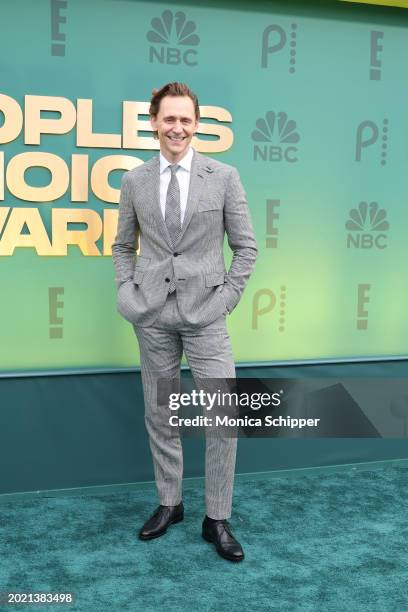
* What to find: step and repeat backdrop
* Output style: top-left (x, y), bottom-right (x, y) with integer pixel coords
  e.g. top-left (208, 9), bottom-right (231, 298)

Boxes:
top-left (1, 0), bottom-right (407, 374)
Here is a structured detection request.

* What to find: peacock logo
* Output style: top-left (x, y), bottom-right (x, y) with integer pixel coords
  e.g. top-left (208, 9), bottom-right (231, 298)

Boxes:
top-left (346, 202), bottom-right (389, 249)
top-left (147, 10), bottom-right (200, 66)
top-left (252, 111), bottom-right (300, 143)
top-left (251, 112), bottom-right (300, 162)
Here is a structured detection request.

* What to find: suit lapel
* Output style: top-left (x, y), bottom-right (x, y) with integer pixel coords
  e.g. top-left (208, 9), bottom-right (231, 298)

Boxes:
top-left (143, 150), bottom-right (212, 249)
top-left (177, 150), bottom-right (209, 245)
top-left (143, 155), bottom-right (173, 249)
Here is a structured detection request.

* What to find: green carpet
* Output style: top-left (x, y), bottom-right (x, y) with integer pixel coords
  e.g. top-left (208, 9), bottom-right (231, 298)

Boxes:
top-left (1, 466), bottom-right (407, 611)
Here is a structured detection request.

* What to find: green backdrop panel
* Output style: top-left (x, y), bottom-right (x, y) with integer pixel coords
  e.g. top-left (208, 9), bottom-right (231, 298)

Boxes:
top-left (0, 0), bottom-right (407, 374)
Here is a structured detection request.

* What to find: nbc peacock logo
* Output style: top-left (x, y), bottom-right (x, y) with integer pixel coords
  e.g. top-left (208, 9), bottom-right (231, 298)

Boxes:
top-left (251, 111), bottom-right (300, 162)
top-left (346, 201), bottom-right (389, 249)
top-left (147, 10), bottom-right (200, 66)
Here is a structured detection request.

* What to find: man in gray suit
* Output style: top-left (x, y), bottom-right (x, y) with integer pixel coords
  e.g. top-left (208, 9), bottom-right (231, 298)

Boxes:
top-left (112, 82), bottom-right (257, 562)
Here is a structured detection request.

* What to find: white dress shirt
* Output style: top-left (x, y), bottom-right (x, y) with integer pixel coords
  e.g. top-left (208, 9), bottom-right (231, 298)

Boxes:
top-left (159, 147), bottom-right (193, 224)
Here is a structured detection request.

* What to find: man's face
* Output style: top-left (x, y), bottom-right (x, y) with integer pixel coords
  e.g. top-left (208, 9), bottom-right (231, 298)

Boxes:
top-left (151, 95), bottom-right (198, 163)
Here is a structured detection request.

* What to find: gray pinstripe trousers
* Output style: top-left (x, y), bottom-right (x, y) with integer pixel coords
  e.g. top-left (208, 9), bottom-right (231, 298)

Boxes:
top-left (133, 292), bottom-right (237, 520)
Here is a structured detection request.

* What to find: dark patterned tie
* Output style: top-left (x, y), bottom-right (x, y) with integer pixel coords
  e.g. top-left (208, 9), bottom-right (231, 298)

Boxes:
top-left (165, 164), bottom-right (181, 293)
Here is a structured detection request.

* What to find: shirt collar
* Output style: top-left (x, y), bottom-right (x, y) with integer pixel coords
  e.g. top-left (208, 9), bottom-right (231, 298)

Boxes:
top-left (160, 147), bottom-right (194, 174)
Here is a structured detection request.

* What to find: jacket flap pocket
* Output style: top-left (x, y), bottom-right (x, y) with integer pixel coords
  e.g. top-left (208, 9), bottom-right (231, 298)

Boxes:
top-left (133, 270), bottom-right (144, 285)
top-left (135, 255), bottom-right (150, 268)
top-left (205, 272), bottom-right (225, 287)
top-left (198, 199), bottom-right (223, 212)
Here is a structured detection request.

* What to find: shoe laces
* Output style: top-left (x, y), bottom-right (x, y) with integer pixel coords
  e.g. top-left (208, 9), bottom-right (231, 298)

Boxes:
top-left (154, 505), bottom-right (167, 517)
top-left (218, 519), bottom-right (233, 538)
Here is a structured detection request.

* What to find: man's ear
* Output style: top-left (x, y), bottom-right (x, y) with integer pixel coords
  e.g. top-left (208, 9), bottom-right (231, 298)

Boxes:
top-left (150, 115), bottom-right (157, 131)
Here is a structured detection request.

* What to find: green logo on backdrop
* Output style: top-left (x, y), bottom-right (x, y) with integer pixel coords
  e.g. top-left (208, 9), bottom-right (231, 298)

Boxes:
top-left (251, 111), bottom-right (300, 162)
top-left (346, 202), bottom-right (389, 249)
top-left (147, 10), bottom-right (199, 66)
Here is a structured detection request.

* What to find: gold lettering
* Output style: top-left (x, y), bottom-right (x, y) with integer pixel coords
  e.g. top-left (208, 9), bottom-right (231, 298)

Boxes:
top-left (0, 95), bottom-right (236, 258)
top-left (71, 154), bottom-right (89, 202)
top-left (0, 151), bottom-right (4, 200)
top-left (0, 207), bottom-right (53, 255)
top-left (52, 208), bottom-right (102, 255)
top-left (77, 99), bottom-right (121, 148)
top-left (91, 155), bottom-right (143, 203)
top-left (25, 95), bottom-right (76, 145)
top-left (0, 94), bottom-right (23, 144)
top-left (193, 106), bottom-right (233, 153)
top-left (122, 101), bottom-right (157, 150)
top-left (0, 206), bottom-right (10, 235)
top-left (6, 152), bottom-right (69, 202)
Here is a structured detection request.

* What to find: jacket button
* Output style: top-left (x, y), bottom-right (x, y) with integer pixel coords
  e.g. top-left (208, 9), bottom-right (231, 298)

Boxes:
top-left (173, 252), bottom-right (179, 257)
top-left (165, 277), bottom-right (170, 283)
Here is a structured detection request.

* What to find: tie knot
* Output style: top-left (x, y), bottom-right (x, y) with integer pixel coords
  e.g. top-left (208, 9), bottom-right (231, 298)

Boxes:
top-left (169, 164), bottom-right (180, 175)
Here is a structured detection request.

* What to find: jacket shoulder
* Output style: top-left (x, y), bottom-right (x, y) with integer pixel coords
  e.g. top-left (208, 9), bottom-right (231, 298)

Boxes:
top-left (195, 152), bottom-right (238, 176)
top-left (122, 156), bottom-right (158, 183)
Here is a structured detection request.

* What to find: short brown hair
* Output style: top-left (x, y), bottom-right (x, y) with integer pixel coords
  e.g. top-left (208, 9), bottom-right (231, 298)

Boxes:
top-left (149, 82), bottom-right (200, 120)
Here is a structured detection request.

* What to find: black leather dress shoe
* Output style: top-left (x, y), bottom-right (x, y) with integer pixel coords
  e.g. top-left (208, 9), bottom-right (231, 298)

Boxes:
top-left (138, 502), bottom-right (184, 540)
top-left (202, 516), bottom-right (244, 562)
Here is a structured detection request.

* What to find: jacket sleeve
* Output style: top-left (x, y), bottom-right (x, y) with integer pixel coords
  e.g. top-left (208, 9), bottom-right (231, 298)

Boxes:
top-left (111, 173), bottom-right (140, 289)
top-left (222, 167), bottom-right (258, 313)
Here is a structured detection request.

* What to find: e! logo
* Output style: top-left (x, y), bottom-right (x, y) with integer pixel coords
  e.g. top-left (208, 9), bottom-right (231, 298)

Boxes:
top-left (49, 287), bottom-right (64, 338)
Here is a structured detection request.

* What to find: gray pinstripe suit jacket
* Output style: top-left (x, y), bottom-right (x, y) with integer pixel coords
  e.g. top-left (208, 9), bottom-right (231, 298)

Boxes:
top-left (112, 150), bottom-right (257, 328)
